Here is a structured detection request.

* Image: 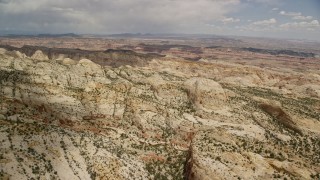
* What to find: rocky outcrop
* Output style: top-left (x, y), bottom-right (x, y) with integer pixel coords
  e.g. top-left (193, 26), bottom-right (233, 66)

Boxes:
top-left (259, 103), bottom-right (303, 135)
top-left (31, 50), bottom-right (49, 61)
top-left (61, 58), bottom-right (77, 65)
top-left (241, 47), bottom-right (316, 58)
top-left (184, 77), bottom-right (227, 111)
top-left (0, 45), bottom-right (164, 67)
top-left (0, 49), bottom-right (319, 179)
top-left (0, 48), bottom-right (6, 54)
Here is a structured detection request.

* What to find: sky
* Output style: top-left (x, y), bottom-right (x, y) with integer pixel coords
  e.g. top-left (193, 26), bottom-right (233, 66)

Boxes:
top-left (0, 0), bottom-right (319, 41)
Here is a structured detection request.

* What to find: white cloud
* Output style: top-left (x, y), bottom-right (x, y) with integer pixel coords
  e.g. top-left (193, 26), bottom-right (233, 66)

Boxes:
top-left (221, 17), bottom-right (240, 24)
top-left (246, 0), bottom-right (281, 5)
top-left (280, 20), bottom-right (320, 29)
top-left (292, 15), bottom-right (313, 20)
top-left (279, 11), bottom-right (301, 16)
top-left (279, 10), bottom-right (314, 21)
top-left (252, 18), bottom-right (277, 26)
top-left (272, 8), bottom-right (279, 11)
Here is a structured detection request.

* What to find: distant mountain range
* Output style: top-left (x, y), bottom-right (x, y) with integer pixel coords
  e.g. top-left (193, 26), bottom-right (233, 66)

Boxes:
top-left (1, 33), bottom-right (80, 38)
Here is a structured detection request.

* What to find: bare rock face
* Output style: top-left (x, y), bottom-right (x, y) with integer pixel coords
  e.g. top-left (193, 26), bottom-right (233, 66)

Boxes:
top-left (259, 103), bottom-right (303, 135)
top-left (0, 50), bottom-right (319, 179)
top-left (0, 48), bottom-right (7, 54)
top-left (184, 77), bottom-right (227, 111)
top-left (31, 50), bottom-right (49, 60)
top-left (61, 58), bottom-right (77, 65)
top-left (55, 54), bottom-right (66, 61)
top-left (299, 84), bottom-right (320, 98)
top-left (14, 50), bottom-right (27, 59)
top-left (78, 58), bottom-right (103, 72)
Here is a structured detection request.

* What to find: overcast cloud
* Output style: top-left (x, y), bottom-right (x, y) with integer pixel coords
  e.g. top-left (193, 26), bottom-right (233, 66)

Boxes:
top-left (0, 0), bottom-right (240, 33)
top-left (0, 0), bottom-right (320, 40)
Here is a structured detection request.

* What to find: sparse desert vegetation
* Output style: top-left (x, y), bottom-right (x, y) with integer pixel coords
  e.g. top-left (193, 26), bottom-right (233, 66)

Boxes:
top-left (0, 35), bottom-right (320, 179)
